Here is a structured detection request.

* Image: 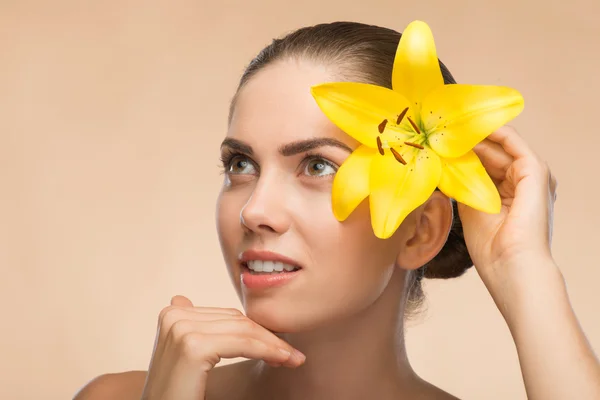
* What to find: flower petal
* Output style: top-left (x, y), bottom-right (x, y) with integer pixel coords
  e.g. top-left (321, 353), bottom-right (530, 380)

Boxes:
top-left (369, 147), bottom-right (442, 239)
top-left (311, 82), bottom-right (414, 147)
top-left (438, 150), bottom-right (501, 213)
top-left (332, 145), bottom-right (376, 221)
top-left (392, 20), bottom-right (444, 108)
top-left (424, 84), bottom-right (525, 158)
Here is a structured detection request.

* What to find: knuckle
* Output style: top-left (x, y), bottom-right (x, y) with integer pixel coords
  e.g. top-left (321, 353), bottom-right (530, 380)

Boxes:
top-left (179, 332), bottom-right (206, 359)
top-left (157, 305), bottom-right (174, 323)
top-left (237, 318), bottom-right (257, 331)
top-left (503, 124), bottom-right (518, 135)
top-left (225, 308), bottom-right (244, 316)
top-left (159, 307), bottom-right (182, 331)
top-left (169, 319), bottom-right (190, 341)
top-left (158, 305), bottom-right (181, 323)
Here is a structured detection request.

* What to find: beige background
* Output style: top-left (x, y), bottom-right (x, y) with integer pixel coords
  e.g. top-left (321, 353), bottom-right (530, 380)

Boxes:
top-left (1, 0), bottom-right (599, 399)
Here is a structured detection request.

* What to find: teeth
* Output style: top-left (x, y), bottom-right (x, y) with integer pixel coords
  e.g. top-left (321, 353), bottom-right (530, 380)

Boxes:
top-left (252, 260), bottom-right (263, 272)
top-left (247, 260), bottom-right (298, 273)
top-left (262, 261), bottom-right (274, 272)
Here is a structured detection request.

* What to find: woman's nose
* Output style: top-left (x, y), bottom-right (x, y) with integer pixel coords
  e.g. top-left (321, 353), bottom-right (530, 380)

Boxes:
top-left (240, 176), bottom-right (292, 235)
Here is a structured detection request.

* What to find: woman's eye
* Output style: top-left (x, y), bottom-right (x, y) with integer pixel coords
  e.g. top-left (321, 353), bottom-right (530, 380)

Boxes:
top-left (304, 158), bottom-right (336, 177)
top-left (228, 155), bottom-right (256, 174)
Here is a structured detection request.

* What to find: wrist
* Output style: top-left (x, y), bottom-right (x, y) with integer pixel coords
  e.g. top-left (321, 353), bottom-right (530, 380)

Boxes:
top-left (484, 255), bottom-right (566, 323)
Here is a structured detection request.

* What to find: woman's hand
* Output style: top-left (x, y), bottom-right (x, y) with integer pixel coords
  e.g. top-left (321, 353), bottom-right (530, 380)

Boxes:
top-left (140, 295), bottom-right (306, 400)
top-left (459, 125), bottom-right (559, 299)
top-left (461, 125), bottom-right (600, 400)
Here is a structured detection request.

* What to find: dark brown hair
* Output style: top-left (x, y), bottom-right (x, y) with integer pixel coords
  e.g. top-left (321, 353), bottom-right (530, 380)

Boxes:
top-left (229, 21), bottom-right (473, 308)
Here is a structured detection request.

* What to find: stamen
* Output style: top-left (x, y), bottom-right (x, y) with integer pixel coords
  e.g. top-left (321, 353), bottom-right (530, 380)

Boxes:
top-left (390, 148), bottom-right (407, 165)
top-left (407, 117), bottom-right (421, 134)
top-left (376, 136), bottom-right (385, 155)
top-left (396, 107), bottom-right (408, 125)
top-left (378, 119), bottom-right (388, 133)
top-left (404, 142), bottom-right (424, 149)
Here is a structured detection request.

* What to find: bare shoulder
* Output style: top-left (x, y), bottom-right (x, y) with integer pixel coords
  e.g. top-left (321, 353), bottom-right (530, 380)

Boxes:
top-left (423, 386), bottom-right (461, 400)
top-left (73, 370), bottom-right (147, 400)
top-left (413, 376), bottom-right (461, 400)
top-left (72, 361), bottom-right (255, 400)
top-left (72, 363), bottom-right (456, 400)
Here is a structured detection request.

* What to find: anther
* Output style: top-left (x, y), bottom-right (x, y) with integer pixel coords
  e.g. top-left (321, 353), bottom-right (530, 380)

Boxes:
top-left (378, 119), bottom-right (388, 134)
top-left (407, 117), bottom-right (421, 134)
top-left (396, 107), bottom-right (408, 125)
top-left (404, 142), bottom-right (424, 149)
top-left (376, 136), bottom-right (385, 155)
top-left (390, 148), bottom-right (407, 165)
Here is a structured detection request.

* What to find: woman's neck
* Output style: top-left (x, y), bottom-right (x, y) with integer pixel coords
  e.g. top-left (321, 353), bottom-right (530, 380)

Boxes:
top-left (248, 270), bottom-right (424, 400)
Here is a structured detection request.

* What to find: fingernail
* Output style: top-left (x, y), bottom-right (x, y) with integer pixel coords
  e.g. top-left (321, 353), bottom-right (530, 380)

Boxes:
top-left (292, 349), bottom-right (306, 363)
top-left (278, 348), bottom-right (291, 357)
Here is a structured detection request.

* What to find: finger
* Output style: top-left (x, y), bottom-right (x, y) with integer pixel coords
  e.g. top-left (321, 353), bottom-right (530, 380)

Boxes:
top-left (472, 139), bottom-right (514, 181)
top-left (188, 307), bottom-right (243, 315)
top-left (157, 308), bottom-right (245, 343)
top-left (169, 299), bottom-right (243, 315)
top-left (168, 319), bottom-right (303, 367)
top-left (176, 318), bottom-right (296, 351)
top-left (171, 295), bottom-right (193, 307)
top-left (177, 333), bottom-right (305, 368)
top-left (486, 125), bottom-right (536, 160)
top-left (159, 306), bottom-right (243, 326)
top-left (266, 361), bottom-right (282, 367)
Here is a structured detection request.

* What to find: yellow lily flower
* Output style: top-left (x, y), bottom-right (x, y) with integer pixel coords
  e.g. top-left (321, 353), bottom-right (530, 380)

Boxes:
top-left (311, 20), bottom-right (524, 239)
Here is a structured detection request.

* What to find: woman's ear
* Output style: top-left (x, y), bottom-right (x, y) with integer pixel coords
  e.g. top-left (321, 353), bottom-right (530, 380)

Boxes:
top-left (395, 191), bottom-right (453, 271)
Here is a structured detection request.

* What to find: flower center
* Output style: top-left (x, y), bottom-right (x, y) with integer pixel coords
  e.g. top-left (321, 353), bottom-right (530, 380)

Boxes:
top-left (375, 107), bottom-right (427, 165)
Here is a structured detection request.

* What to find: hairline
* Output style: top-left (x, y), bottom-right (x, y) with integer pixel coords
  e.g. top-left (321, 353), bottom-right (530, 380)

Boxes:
top-left (227, 54), bottom-right (386, 126)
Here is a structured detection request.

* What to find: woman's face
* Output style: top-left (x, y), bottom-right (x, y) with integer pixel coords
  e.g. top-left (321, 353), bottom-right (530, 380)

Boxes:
top-left (216, 60), bottom-right (412, 332)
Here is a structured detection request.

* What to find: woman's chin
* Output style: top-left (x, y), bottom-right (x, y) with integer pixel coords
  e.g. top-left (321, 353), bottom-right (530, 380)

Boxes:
top-left (243, 300), bottom-right (324, 333)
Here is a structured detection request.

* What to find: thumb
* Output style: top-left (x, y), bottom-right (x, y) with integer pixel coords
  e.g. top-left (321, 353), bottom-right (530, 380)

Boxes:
top-left (170, 295), bottom-right (194, 307)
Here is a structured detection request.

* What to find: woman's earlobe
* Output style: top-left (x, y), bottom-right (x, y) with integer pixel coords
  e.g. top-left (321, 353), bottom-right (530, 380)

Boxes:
top-left (395, 192), bottom-right (453, 271)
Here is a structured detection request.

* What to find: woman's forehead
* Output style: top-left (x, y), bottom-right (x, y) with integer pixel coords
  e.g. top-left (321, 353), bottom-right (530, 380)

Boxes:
top-left (228, 60), bottom-right (354, 145)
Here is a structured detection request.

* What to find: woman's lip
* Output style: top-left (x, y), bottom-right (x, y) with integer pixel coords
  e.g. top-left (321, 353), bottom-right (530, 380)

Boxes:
top-left (240, 263), bottom-right (301, 290)
top-left (239, 249), bottom-right (302, 269)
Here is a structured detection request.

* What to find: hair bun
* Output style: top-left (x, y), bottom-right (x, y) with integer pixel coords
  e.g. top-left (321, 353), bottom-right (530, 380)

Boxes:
top-left (421, 200), bottom-right (473, 279)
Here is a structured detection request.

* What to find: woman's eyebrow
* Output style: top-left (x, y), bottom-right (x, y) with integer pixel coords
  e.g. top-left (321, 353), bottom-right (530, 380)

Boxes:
top-left (279, 138), bottom-right (353, 155)
top-left (220, 138), bottom-right (253, 155)
top-left (219, 137), bottom-right (353, 156)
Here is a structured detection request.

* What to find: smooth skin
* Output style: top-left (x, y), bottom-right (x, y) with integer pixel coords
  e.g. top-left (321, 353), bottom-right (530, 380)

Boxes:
top-left (74, 60), bottom-right (600, 400)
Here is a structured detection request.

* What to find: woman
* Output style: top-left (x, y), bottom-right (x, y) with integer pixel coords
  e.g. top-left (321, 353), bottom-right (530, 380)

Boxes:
top-left (75, 21), bottom-right (600, 400)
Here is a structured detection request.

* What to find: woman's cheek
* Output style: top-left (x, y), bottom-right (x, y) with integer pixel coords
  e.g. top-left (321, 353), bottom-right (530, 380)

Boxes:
top-left (216, 192), bottom-right (246, 248)
top-left (297, 179), bottom-right (338, 213)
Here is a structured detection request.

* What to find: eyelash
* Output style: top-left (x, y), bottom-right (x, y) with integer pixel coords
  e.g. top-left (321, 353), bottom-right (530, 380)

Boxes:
top-left (219, 150), bottom-right (243, 174)
top-left (301, 152), bottom-right (338, 177)
top-left (219, 151), bottom-right (338, 177)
